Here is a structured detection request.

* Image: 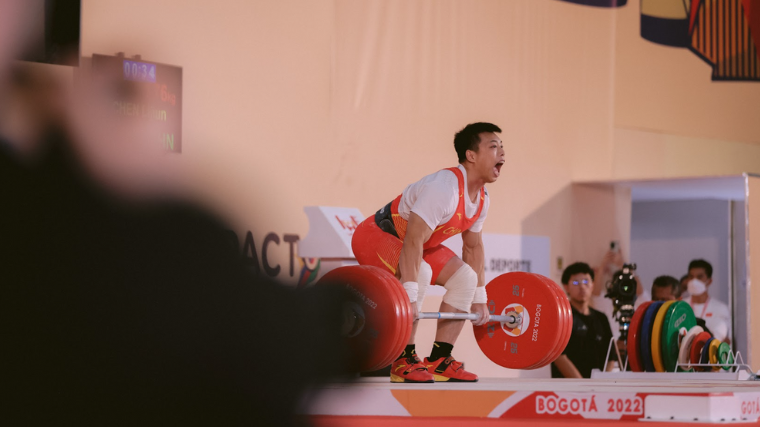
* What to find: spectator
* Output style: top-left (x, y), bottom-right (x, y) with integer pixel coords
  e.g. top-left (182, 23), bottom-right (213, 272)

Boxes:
top-left (684, 259), bottom-right (731, 343)
top-left (651, 275), bottom-right (679, 301)
top-left (679, 274), bottom-right (690, 300)
top-left (552, 262), bottom-right (615, 378)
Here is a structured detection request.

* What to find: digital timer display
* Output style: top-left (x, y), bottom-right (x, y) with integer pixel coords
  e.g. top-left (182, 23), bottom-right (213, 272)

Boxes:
top-left (93, 54), bottom-right (182, 153)
top-left (123, 59), bottom-right (157, 83)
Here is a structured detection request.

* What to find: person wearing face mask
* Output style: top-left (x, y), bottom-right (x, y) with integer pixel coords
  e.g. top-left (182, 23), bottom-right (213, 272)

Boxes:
top-left (685, 259), bottom-right (731, 344)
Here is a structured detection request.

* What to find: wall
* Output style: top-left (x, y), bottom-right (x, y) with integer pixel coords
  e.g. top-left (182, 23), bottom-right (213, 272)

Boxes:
top-left (748, 176), bottom-right (760, 368)
top-left (732, 199), bottom-right (749, 363)
top-left (612, 0), bottom-right (760, 180)
top-left (630, 199), bottom-right (731, 305)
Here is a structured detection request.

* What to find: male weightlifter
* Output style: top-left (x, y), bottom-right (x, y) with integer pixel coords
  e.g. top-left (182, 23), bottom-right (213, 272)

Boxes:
top-left (351, 122), bottom-right (505, 383)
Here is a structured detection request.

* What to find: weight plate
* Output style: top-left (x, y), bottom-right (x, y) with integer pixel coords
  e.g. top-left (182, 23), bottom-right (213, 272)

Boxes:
top-left (550, 275), bottom-right (573, 368)
top-left (651, 300), bottom-right (675, 372)
top-left (316, 265), bottom-right (413, 372)
top-left (700, 337), bottom-right (716, 370)
top-left (708, 338), bottom-right (721, 371)
top-left (372, 268), bottom-right (414, 371)
top-left (474, 272), bottom-right (565, 369)
top-left (661, 300), bottom-right (697, 372)
top-left (678, 325), bottom-right (704, 371)
top-left (718, 342), bottom-right (734, 370)
top-left (525, 274), bottom-right (565, 369)
top-left (640, 301), bottom-right (664, 372)
top-left (689, 331), bottom-right (712, 372)
top-left (486, 272), bottom-right (563, 370)
top-left (530, 274), bottom-right (570, 369)
top-left (627, 301), bottom-right (653, 372)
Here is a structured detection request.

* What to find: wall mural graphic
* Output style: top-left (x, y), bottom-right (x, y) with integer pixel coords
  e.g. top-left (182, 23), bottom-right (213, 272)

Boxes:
top-left (642, 0), bottom-right (760, 81)
top-left (559, 0), bottom-right (760, 82)
top-left (557, 0), bottom-right (628, 7)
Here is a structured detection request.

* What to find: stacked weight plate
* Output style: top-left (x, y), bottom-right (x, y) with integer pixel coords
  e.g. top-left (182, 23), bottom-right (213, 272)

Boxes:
top-left (627, 300), bottom-right (734, 372)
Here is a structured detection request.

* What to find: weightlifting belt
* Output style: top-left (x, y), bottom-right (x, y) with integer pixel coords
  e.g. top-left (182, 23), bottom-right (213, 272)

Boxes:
top-left (374, 201), bottom-right (399, 238)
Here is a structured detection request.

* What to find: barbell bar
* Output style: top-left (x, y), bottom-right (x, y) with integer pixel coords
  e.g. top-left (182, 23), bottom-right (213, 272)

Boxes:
top-left (417, 312), bottom-right (520, 325)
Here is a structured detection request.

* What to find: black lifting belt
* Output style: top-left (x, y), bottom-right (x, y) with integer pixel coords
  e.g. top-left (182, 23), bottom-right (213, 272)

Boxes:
top-left (374, 201), bottom-right (399, 239)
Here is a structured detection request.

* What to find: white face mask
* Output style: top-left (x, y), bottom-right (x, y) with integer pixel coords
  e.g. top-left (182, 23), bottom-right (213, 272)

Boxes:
top-left (687, 278), bottom-right (707, 296)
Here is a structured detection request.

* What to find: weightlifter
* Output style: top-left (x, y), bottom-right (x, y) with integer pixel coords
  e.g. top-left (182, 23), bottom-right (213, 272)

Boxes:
top-left (351, 122), bottom-right (505, 383)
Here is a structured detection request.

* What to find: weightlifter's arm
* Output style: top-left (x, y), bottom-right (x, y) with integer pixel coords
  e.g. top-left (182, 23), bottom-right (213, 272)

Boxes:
top-left (398, 212), bottom-right (433, 318)
top-left (462, 229), bottom-right (489, 326)
top-left (553, 355), bottom-right (582, 378)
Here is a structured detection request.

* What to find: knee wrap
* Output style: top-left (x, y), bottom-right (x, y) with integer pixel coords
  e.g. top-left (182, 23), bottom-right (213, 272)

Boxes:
top-left (415, 261), bottom-right (432, 310)
top-left (442, 264), bottom-right (478, 312)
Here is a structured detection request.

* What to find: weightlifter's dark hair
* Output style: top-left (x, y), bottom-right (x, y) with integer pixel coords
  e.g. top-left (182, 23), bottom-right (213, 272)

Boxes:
top-left (688, 259), bottom-right (713, 278)
top-left (561, 262), bottom-right (595, 285)
top-left (454, 122), bottom-right (502, 163)
top-left (652, 275), bottom-right (680, 296)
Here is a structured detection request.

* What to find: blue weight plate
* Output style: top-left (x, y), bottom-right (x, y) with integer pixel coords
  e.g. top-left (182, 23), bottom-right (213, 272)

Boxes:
top-left (640, 301), bottom-right (664, 373)
top-left (700, 337), bottom-right (716, 370)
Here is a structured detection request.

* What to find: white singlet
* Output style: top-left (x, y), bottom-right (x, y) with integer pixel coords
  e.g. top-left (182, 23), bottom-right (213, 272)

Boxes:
top-left (396, 164), bottom-right (490, 233)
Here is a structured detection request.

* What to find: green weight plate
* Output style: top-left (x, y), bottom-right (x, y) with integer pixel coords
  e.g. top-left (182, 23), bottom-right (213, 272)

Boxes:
top-left (661, 300), bottom-right (697, 372)
top-left (718, 342), bottom-right (734, 370)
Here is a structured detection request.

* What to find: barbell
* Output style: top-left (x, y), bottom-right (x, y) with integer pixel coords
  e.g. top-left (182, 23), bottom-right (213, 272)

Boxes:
top-left (316, 265), bottom-right (572, 372)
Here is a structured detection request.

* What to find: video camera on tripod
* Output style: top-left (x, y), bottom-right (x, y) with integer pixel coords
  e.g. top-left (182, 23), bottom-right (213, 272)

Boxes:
top-left (605, 263), bottom-right (638, 342)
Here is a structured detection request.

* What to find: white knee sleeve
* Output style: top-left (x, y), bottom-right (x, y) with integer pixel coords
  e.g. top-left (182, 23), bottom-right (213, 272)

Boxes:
top-left (442, 264), bottom-right (478, 312)
top-left (415, 261), bottom-right (432, 310)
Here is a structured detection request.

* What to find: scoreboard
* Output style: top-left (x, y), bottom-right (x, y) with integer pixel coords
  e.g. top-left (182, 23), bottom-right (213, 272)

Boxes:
top-left (91, 54), bottom-right (183, 153)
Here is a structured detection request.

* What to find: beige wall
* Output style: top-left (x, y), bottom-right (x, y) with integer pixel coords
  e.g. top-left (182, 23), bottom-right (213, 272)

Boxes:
top-left (81, 0), bottom-right (624, 281)
top-left (79, 0), bottom-right (760, 375)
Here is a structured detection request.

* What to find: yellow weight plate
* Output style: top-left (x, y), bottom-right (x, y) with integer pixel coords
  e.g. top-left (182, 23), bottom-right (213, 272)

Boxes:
top-left (708, 338), bottom-right (722, 371)
top-left (651, 300), bottom-right (675, 372)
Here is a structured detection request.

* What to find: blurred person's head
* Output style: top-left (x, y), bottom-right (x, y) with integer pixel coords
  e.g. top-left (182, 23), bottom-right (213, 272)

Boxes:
top-left (0, 1), bottom-right (35, 75)
top-left (679, 274), bottom-right (689, 297)
top-left (687, 259), bottom-right (713, 297)
top-left (652, 275), bottom-right (679, 301)
top-left (562, 262), bottom-right (594, 307)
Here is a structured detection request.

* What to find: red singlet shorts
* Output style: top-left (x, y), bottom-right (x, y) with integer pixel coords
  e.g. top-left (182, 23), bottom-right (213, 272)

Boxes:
top-left (351, 217), bottom-right (456, 285)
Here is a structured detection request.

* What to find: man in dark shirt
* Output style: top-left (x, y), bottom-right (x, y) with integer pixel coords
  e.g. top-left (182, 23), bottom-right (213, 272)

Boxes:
top-left (552, 262), bottom-right (614, 378)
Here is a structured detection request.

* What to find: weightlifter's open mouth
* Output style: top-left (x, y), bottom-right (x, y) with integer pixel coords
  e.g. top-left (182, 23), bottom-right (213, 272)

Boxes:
top-left (494, 161), bottom-right (504, 177)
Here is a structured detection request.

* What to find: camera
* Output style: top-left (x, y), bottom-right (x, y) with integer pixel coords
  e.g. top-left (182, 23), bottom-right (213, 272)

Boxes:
top-left (605, 263), bottom-right (638, 341)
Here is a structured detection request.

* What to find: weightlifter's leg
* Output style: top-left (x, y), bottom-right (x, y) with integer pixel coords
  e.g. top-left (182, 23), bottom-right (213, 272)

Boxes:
top-left (434, 256), bottom-right (476, 345)
top-left (424, 256), bottom-right (478, 382)
top-left (390, 260), bottom-right (434, 383)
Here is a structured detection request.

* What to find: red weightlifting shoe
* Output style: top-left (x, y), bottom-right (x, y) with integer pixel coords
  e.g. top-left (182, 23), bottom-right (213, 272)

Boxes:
top-left (423, 356), bottom-right (478, 382)
top-left (390, 355), bottom-right (435, 383)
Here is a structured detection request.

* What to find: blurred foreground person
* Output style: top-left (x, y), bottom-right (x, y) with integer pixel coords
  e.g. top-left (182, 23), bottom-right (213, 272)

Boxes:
top-left (0, 3), bottom-right (351, 425)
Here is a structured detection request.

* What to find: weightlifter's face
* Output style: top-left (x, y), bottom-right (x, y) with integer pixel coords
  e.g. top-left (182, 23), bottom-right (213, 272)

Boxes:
top-left (564, 273), bottom-right (592, 304)
top-left (468, 132), bottom-right (505, 183)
